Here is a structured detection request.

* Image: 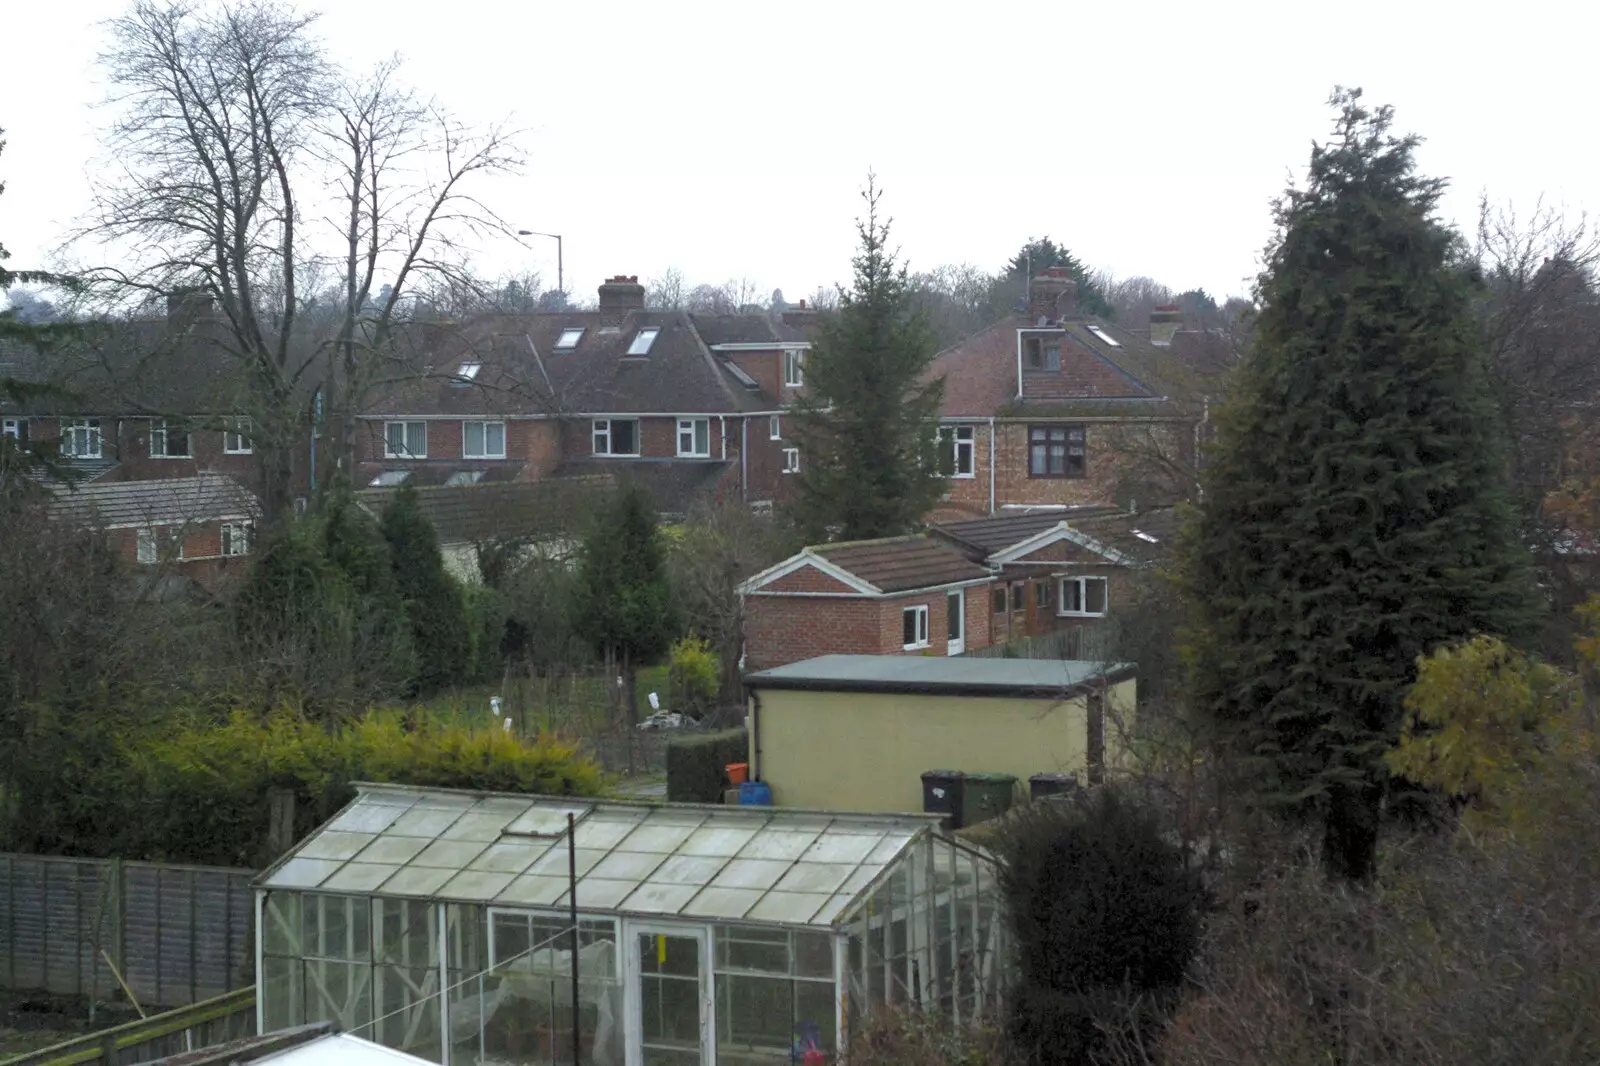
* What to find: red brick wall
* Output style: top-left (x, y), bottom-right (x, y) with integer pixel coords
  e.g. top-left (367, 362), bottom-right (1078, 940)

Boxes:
top-left (761, 564), bottom-right (859, 594)
top-left (724, 351), bottom-right (782, 400)
top-left (743, 583), bottom-right (994, 670)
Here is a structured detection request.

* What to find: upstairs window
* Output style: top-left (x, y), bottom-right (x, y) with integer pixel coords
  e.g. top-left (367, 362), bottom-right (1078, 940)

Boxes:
top-left (2, 418), bottom-right (27, 442)
top-left (1022, 335), bottom-right (1061, 371)
top-left (554, 327), bottom-right (585, 350)
top-left (61, 419), bottom-right (102, 459)
top-left (221, 522), bottom-right (253, 557)
top-left (222, 418), bottom-right (252, 455)
top-left (627, 327), bottom-right (661, 356)
top-left (137, 528), bottom-right (158, 565)
top-left (150, 420), bottom-right (191, 458)
top-left (593, 418), bottom-right (640, 457)
top-left (384, 421), bottom-right (427, 459)
top-left (463, 420), bottom-right (507, 459)
top-left (901, 604), bottom-right (930, 650)
top-left (782, 447), bottom-right (800, 474)
top-left (677, 418), bottom-right (711, 457)
top-left (769, 415), bottom-right (781, 440)
top-left (784, 350), bottom-right (805, 388)
top-left (1059, 576), bottom-right (1109, 617)
top-left (1028, 424), bottom-right (1086, 478)
top-left (938, 425), bottom-right (976, 478)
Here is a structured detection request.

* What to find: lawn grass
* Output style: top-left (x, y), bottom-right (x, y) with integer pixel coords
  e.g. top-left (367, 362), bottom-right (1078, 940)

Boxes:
top-left (416, 665), bottom-right (672, 737)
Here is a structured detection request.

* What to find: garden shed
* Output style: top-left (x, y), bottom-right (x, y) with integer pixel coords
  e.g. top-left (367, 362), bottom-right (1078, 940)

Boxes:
top-left (254, 784), bottom-right (1005, 1066)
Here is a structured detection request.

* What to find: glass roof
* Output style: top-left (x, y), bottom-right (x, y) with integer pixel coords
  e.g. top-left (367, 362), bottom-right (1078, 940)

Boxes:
top-left (257, 785), bottom-right (934, 929)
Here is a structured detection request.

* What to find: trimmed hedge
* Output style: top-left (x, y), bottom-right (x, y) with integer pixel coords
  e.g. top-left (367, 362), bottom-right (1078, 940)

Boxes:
top-left (666, 728), bottom-right (749, 803)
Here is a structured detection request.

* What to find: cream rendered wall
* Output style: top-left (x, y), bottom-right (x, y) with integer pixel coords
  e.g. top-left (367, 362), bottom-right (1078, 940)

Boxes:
top-left (749, 678), bottom-right (1136, 813)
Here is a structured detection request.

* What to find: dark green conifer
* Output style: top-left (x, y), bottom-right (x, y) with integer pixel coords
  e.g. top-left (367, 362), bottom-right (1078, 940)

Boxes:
top-left (381, 484), bottom-right (469, 694)
top-left (1185, 89), bottom-right (1541, 881)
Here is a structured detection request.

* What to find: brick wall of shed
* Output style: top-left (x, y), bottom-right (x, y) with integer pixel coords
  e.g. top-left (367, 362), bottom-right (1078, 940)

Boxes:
top-left (744, 584), bottom-right (995, 670)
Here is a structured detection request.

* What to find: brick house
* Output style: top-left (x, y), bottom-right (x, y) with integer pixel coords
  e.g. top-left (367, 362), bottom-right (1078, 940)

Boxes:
top-left (739, 535), bottom-right (996, 670)
top-left (742, 510), bottom-right (1167, 670)
top-left (926, 267), bottom-right (1204, 521)
top-left (46, 473), bottom-right (260, 582)
top-left (356, 276), bottom-right (816, 517)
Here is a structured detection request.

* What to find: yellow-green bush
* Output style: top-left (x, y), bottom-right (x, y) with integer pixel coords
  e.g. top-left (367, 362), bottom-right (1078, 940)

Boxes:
top-left (126, 707), bottom-right (605, 867)
top-left (667, 634), bottom-right (720, 718)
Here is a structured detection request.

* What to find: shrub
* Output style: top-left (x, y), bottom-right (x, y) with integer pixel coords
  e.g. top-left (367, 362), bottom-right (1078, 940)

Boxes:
top-left (123, 707), bottom-right (606, 867)
top-left (996, 788), bottom-right (1202, 1066)
top-left (666, 635), bottom-right (719, 718)
top-left (382, 485), bottom-right (471, 694)
top-left (666, 728), bottom-right (748, 803)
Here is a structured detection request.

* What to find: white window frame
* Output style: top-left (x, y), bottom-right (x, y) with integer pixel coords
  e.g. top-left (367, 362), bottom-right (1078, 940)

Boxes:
top-left (221, 522), bottom-right (252, 557)
top-left (627, 327), bottom-right (661, 356)
top-left (592, 418), bottom-right (640, 457)
top-left (136, 528), bottom-right (157, 565)
top-left (938, 425), bottom-right (976, 478)
top-left (2, 418), bottom-right (25, 440)
top-left (383, 421), bottom-right (427, 459)
top-left (768, 415), bottom-right (781, 440)
top-left (555, 327), bottom-right (585, 350)
top-left (1058, 576), bottom-right (1109, 618)
top-left (782, 447), bottom-right (800, 474)
top-left (902, 604), bottom-right (930, 650)
top-left (61, 419), bottom-right (102, 459)
top-left (676, 417), bottom-right (710, 458)
top-left (784, 350), bottom-right (805, 388)
top-left (222, 417), bottom-right (252, 455)
top-left (463, 420), bottom-right (507, 459)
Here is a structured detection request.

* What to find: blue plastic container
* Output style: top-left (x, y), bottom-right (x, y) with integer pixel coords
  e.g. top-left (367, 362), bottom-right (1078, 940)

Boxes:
top-left (739, 781), bottom-right (774, 807)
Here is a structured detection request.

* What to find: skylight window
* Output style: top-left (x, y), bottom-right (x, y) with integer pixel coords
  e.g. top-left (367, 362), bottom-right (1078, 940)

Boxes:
top-left (1086, 325), bottom-right (1121, 347)
top-left (722, 361), bottom-right (760, 390)
top-left (1133, 529), bottom-right (1159, 543)
top-left (555, 327), bottom-right (585, 350)
top-left (445, 470), bottom-right (485, 486)
top-left (370, 470), bottom-right (411, 487)
top-left (454, 361), bottom-right (482, 381)
top-left (626, 326), bottom-right (661, 356)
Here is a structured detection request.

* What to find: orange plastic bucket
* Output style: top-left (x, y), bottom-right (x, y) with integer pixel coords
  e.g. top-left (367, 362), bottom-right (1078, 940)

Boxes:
top-left (725, 762), bottom-right (749, 785)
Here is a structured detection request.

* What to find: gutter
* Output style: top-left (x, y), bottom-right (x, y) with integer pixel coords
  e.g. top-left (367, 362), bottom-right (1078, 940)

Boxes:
top-left (988, 417), bottom-right (996, 515)
top-left (744, 665), bottom-right (1138, 701)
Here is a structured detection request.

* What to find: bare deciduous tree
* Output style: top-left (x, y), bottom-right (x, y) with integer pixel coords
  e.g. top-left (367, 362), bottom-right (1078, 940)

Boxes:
top-left (75, 0), bottom-right (525, 519)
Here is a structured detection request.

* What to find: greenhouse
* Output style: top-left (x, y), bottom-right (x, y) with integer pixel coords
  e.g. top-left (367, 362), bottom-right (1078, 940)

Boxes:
top-left (254, 784), bottom-right (1006, 1066)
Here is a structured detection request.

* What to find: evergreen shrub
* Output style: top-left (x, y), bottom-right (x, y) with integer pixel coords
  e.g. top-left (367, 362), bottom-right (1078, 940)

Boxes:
top-left (666, 728), bottom-right (748, 803)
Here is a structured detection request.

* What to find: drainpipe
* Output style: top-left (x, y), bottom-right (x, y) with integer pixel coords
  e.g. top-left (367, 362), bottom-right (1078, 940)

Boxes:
top-left (988, 417), bottom-right (997, 515)
top-left (1195, 395), bottom-right (1210, 503)
top-left (719, 414), bottom-right (727, 461)
top-left (739, 417), bottom-right (748, 501)
top-left (748, 689), bottom-right (763, 780)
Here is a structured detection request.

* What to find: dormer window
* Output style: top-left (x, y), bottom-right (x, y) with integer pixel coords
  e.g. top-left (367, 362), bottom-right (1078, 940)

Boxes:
top-left (453, 361), bottom-right (482, 383)
top-left (1023, 335), bottom-right (1061, 372)
top-left (555, 327), bottom-right (585, 350)
top-left (784, 350), bottom-right (805, 388)
top-left (626, 327), bottom-right (661, 356)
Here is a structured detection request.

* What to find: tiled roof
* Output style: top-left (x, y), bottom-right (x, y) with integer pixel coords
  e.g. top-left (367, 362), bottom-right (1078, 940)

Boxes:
top-left (363, 309), bottom-right (792, 418)
top-left (48, 473), bottom-right (259, 529)
top-left (929, 313), bottom-right (1199, 419)
top-left (811, 535), bottom-right (993, 593)
top-left (555, 458), bottom-right (734, 520)
top-left (1069, 508), bottom-right (1179, 564)
top-left (358, 474), bottom-right (614, 545)
top-left (931, 507), bottom-right (1121, 557)
top-left (691, 312), bottom-right (811, 347)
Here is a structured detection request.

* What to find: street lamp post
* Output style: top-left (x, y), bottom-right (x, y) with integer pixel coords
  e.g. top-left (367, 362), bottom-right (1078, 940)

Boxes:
top-left (517, 229), bottom-right (563, 299)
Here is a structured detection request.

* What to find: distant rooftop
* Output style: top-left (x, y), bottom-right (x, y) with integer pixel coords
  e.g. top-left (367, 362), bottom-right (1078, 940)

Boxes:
top-left (933, 507), bottom-right (1119, 556)
top-left (745, 654), bottom-right (1134, 697)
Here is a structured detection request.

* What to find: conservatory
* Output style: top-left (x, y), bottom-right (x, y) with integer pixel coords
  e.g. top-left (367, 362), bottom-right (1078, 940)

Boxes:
top-left (254, 784), bottom-right (1005, 1066)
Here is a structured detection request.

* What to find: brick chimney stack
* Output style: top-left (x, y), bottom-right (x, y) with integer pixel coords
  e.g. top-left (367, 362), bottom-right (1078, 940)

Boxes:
top-left (597, 275), bottom-right (645, 321)
top-left (1028, 267), bottom-right (1077, 324)
top-left (1150, 304), bottom-right (1182, 347)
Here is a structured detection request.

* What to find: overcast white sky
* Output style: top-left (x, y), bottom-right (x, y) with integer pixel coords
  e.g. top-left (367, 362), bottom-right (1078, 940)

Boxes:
top-left (2, 0), bottom-right (1595, 307)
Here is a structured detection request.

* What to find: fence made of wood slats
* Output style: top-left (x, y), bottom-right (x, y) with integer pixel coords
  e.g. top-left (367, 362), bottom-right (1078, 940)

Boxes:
top-left (0, 854), bottom-right (254, 1010)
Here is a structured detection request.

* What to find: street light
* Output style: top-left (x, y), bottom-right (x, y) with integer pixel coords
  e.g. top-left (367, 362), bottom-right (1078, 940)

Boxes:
top-left (517, 229), bottom-right (563, 299)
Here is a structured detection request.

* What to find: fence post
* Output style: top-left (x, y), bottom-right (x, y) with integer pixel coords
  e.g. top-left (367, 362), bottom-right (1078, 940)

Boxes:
top-left (266, 789), bottom-right (297, 860)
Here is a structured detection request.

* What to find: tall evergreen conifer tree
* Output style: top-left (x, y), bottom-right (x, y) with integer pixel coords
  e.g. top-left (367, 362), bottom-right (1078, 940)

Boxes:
top-left (1002, 237), bottom-right (1112, 318)
top-left (1185, 90), bottom-right (1540, 881)
top-left (789, 178), bottom-right (945, 542)
top-left (573, 481), bottom-right (677, 724)
top-left (382, 485), bottom-right (470, 694)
